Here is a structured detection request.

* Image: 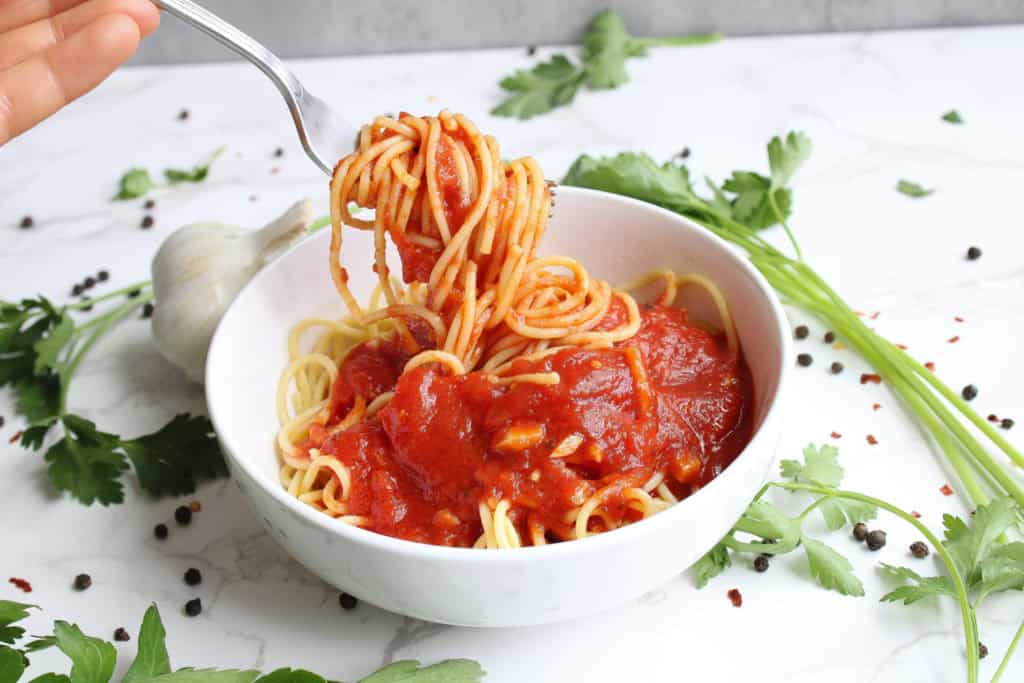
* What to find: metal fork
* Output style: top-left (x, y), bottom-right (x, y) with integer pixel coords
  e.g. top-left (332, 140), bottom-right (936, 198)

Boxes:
top-left (152, 0), bottom-right (357, 175)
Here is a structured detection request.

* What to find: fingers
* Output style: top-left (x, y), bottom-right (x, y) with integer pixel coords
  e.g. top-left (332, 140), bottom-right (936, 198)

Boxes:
top-left (0, 12), bottom-right (141, 145)
top-left (0, 0), bottom-right (160, 71)
top-left (0, 0), bottom-right (87, 34)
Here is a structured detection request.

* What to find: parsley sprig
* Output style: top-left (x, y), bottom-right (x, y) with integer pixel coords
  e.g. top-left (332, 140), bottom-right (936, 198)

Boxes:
top-left (1, 285), bottom-right (227, 505)
top-left (0, 602), bottom-right (484, 683)
top-left (114, 147), bottom-right (225, 200)
top-left (493, 11), bottom-right (721, 119)
top-left (695, 446), bottom-right (1024, 683)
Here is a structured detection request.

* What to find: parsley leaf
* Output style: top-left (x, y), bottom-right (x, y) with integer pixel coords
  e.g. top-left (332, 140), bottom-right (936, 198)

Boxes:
top-left (944, 496), bottom-right (1017, 583)
top-left (581, 10), bottom-right (640, 89)
top-left (780, 444), bottom-right (876, 530)
top-left (27, 675), bottom-right (72, 683)
top-left (941, 110), bottom-right (964, 124)
top-left (124, 606), bottom-right (171, 683)
top-left (879, 564), bottom-right (956, 604)
top-left (357, 660), bottom-right (485, 683)
top-left (253, 669), bottom-right (327, 683)
top-left (563, 132), bottom-right (810, 231)
top-left (802, 536), bottom-right (865, 596)
top-left (780, 443), bottom-right (843, 487)
top-left (767, 131), bottom-right (813, 191)
top-left (494, 10), bottom-right (720, 118)
top-left (52, 621), bottom-right (116, 683)
top-left (114, 168), bottom-right (156, 200)
top-left (692, 542), bottom-right (731, 588)
top-left (44, 415), bottom-right (129, 506)
top-left (120, 415), bottom-right (228, 498)
top-left (896, 179), bottom-right (933, 198)
top-left (165, 147), bottom-right (225, 185)
top-left (0, 645), bottom-right (25, 683)
top-left (0, 600), bottom-right (34, 645)
top-left (492, 56), bottom-right (585, 119)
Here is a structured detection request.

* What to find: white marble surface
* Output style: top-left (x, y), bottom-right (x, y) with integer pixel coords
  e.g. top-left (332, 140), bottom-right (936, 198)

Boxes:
top-left (2, 24), bottom-right (1024, 683)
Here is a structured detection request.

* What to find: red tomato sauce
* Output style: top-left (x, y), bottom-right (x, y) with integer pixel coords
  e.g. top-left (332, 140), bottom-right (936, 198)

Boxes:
top-left (301, 303), bottom-right (752, 547)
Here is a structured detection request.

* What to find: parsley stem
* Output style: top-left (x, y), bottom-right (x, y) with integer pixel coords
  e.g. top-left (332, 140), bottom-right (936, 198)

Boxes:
top-left (58, 293), bottom-right (154, 413)
top-left (771, 482), bottom-right (980, 683)
top-left (990, 620), bottom-right (1024, 683)
top-left (63, 280), bottom-right (153, 311)
top-left (766, 190), bottom-right (804, 262)
top-left (636, 32), bottom-right (724, 48)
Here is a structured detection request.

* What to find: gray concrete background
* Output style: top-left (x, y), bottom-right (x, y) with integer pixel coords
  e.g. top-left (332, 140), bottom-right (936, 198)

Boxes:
top-left (134, 0), bottom-right (1024, 64)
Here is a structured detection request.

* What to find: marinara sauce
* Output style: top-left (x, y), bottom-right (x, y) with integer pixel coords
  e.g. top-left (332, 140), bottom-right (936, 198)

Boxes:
top-left (300, 299), bottom-right (753, 548)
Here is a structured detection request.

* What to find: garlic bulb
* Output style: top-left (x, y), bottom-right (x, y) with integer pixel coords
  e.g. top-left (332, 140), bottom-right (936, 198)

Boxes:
top-left (151, 198), bottom-right (314, 383)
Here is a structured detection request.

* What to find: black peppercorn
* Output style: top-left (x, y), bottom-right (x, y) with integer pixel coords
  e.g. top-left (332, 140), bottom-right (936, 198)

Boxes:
top-left (72, 284), bottom-right (83, 296)
top-left (113, 627), bottom-right (130, 642)
top-left (178, 109), bottom-right (190, 121)
top-left (144, 199), bottom-right (156, 210)
top-left (824, 331), bottom-right (836, 343)
top-left (184, 598), bottom-right (202, 616)
top-left (184, 568), bottom-right (202, 586)
top-left (73, 573), bottom-right (92, 591)
top-left (174, 505), bottom-right (192, 525)
top-left (794, 325), bottom-right (809, 340)
top-left (910, 541), bottom-right (929, 559)
top-left (753, 555), bottom-right (769, 573)
top-left (142, 302), bottom-right (155, 319)
top-left (866, 529), bottom-right (887, 551)
top-left (339, 592), bottom-right (358, 610)
top-left (979, 642), bottom-right (988, 659)
top-left (141, 215), bottom-right (155, 229)
top-left (154, 523), bottom-right (168, 539)
top-left (0, 416), bottom-right (5, 428)
top-left (852, 522), bottom-right (868, 541)
top-left (274, 147), bottom-right (284, 158)
top-left (830, 361), bottom-right (844, 375)
top-left (19, 215), bottom-right (34, 229)
top-left (966, 246), bottom-right (982, 261)
top-left (1001, 418), bottom-right (1014, 430)
top-left (962, 384), bottom-right (978, 401)
top-left (679, 147), bottom-right (691, 159)
top-left (97, 270), bottom-right (109, 281)
top-left (526, 45), bottom-right (537, 56)
top-left (128, 289), bottom-right (141, 299)
top-left (84, 276), bottom-right (96, 289)
top-left (797, 353), bottom-right (813, 367)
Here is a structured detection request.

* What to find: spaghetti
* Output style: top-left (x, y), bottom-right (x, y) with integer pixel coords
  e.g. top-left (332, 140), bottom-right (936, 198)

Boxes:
top-left (276, 111), bottom-right (752, 548)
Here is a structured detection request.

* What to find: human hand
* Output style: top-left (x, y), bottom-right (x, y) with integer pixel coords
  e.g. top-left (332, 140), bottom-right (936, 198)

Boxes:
top-left (0, 0), bottom-right (160, 145)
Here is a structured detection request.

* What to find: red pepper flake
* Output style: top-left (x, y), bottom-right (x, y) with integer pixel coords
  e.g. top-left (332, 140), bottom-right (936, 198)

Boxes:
top-left (895, 344), bottom-right (908, 350)
top-left (866, 434), bottom-right (878, 445)
top-left (270, 166), bottom-right (281, 175)
top-left (872, 403), bottom-right (881, 411)
top-left (8, 577), bottom-right (32, 593)
top-left (954, 316), bottom-right (964, 323)
top-left (947, 336), bottom-right (960, 344)
top-left (727, 588), bottom-right (743, 607)
top-left (8, 430), bottom-right (22, 444)
top-left (940, 484), bottom-right (954, 496)
top-left (870, 311), bottom-right (880, 320)
top-left (190, 500), bottom-right (202, 513)
top-left (829, 431), bottom-right (842, 439)
top-left (924, 362), bottom-right (936, 371)
top-left (911, 511), bottom-right (922, 519)
top-left (987, 414), bottom-right (1000, 423)
top-left (860, 373), bottom-right (882, 385)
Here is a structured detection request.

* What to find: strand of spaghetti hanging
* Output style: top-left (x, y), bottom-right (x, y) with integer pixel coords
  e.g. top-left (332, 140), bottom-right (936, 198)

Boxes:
top-left (326, 111), bottom-right (642, 389)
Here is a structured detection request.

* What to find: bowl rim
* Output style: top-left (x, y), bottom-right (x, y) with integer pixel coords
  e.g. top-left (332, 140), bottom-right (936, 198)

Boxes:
top-left (206, 185), bottom-right (791, 565)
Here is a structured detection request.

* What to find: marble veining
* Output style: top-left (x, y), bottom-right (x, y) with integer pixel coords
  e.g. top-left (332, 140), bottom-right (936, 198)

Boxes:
top-left (2, 24), bottom-right (1023, 683)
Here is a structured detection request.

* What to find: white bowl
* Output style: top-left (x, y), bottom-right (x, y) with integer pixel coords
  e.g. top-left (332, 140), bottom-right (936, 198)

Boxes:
top-left (206, 186), bottom-right (790, 627)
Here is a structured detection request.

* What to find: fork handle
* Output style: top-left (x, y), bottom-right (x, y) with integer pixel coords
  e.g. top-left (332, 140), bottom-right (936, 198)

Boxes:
top-left (152, 0), bottom-right (321, 166)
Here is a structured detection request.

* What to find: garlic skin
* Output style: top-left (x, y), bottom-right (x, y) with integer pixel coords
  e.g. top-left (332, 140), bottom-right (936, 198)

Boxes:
top-left (151, 198), bottom-right (314, 383)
